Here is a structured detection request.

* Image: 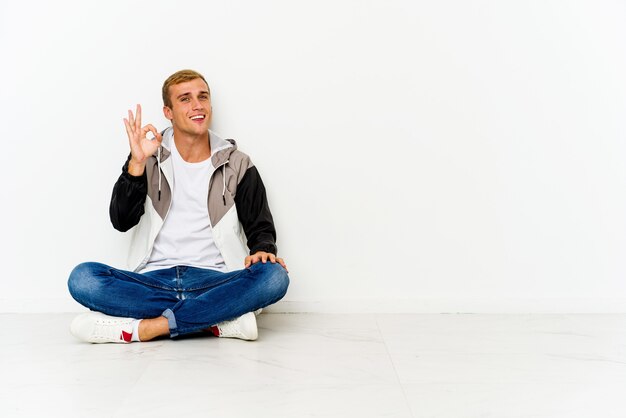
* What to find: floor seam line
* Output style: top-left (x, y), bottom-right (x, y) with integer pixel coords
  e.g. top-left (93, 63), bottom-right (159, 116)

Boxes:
top-left (376, 314), bottom-right (416, 418)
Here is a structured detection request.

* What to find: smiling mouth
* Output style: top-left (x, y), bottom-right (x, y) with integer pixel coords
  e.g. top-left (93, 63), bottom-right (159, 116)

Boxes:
top-left (190, 115), bottom-right (206, 121)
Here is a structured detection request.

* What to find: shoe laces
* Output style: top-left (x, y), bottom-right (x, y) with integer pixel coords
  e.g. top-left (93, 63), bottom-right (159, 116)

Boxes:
top-left (92, 318), bottom-right (131, 341)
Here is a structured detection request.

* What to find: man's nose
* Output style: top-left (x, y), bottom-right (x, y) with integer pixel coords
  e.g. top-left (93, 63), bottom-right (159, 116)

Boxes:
top-left (191, 97), bottom-right (202, 109)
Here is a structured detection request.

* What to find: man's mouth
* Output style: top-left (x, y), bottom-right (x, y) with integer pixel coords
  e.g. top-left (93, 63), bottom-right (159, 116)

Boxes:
top-left (190, 115), bottom-right (206, 122)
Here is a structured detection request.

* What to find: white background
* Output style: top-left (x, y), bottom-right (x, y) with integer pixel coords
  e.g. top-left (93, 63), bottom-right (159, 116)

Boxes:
top-left (1, 0), bottom-right (625, 313)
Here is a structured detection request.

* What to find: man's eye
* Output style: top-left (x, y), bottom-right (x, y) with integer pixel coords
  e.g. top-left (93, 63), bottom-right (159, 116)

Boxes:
top-left (181, 97), bottom-right (189, 102)
top-left (199, 95), bottom-right (208, 100)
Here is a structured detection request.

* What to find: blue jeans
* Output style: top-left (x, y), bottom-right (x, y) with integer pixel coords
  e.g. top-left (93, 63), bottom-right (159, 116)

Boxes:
top-left (67, 262), bottom-right (289, 337)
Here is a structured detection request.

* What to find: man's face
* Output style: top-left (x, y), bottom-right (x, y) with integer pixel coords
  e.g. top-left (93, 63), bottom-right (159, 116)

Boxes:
top-left (163, 78), bottom-right (212, 136)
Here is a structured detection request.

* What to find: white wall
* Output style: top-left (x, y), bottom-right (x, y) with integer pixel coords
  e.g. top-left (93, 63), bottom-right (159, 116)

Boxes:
top-left (1, 0), bottom-right (625, 313)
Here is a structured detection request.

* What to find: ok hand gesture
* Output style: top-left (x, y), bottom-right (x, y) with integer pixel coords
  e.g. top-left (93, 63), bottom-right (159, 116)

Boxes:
top-left (123, 104), bottom-right (162, 176)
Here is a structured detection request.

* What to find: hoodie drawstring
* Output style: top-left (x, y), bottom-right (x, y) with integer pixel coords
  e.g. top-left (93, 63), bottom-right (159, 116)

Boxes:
top-left (155, 139), bottom-right (227, 205)
top-left (157, 146), bottom-right (162, 201)
top-left (221, 163), bottom-right (228, 205)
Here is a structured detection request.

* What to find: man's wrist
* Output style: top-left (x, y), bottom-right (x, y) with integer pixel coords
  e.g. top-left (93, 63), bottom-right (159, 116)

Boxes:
top-left (127, 159), bottom-right (146, 177)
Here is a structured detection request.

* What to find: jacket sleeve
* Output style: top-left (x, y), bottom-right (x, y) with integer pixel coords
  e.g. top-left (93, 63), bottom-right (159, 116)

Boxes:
top-left (234, 166), bottom-right (278, 255)
top-left (109, 155), bottom-right (148, 232)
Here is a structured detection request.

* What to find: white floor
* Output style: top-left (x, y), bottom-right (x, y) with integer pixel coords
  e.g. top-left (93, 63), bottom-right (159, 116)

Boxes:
top-left (1, 313), bottom-right (626, 418)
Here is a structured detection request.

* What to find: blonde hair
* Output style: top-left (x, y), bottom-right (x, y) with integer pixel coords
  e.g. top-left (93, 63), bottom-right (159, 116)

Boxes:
top-left (162, 69), bottom-right (210, 108)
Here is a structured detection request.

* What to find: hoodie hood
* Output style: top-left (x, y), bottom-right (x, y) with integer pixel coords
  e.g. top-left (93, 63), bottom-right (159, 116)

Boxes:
top-left (154, 127), bottom-right (237, 202)
top-left (158, 127), bottom-right (236, 168)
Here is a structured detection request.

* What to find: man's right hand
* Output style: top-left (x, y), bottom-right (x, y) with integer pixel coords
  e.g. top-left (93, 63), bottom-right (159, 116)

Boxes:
top-left (123, 104), bottom-right (163, 176)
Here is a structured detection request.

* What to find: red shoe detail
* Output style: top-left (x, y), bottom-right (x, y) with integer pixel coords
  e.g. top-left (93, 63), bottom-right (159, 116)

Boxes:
top-left (210, 326), bottom-right (220, 337)
top-left (121, 330), bottom-right (133, 342)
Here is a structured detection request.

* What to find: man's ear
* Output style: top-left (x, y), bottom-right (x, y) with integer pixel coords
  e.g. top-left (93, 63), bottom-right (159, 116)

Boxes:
top-left (163, 106), bottom-right (173, 121)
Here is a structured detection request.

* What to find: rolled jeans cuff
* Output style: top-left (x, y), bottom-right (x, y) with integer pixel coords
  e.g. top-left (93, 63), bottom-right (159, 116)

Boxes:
top-left (161, 308), bottom-right (178, 338)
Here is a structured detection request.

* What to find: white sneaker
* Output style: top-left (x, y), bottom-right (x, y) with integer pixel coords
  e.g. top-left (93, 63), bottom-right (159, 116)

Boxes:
top-left (211, 312), bottom-right (258, 341)
top-left (70, 311), bottom-right (135, 343)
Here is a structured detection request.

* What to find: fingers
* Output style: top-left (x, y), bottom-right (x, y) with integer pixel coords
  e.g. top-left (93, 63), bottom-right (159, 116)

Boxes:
top-left (125, 109), bottom-right (138, 143)
top-left (276, 257), bottom-right (289, 272)
top-left (126, 104), bottom-right (151, 134)
top-left (127, 109), bottom-right (135, 129)
top-left (126, 105), bottom-right (142, 132)
top-left (244, 254), bottom-right (262, 268)
top-left (244, 252), bottom-right (289, 272)
top-left (123, 118), bottom-right (133, 140)
top-left (135, 104), bottom-right (142, 131)
top-left (126, 105), bottom-right (159, 140)
top-left (143, 124), bottom-right (159, 140)
top-left (245, 252), bottom-right (266, 267)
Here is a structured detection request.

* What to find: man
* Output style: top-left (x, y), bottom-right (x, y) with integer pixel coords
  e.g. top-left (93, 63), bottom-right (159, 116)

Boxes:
top-left (68, 69), bottom-right (289, 343)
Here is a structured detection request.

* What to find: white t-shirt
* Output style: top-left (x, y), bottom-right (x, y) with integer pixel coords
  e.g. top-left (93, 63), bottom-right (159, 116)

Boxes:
top-left (142, 138), bottom-right (227, 272)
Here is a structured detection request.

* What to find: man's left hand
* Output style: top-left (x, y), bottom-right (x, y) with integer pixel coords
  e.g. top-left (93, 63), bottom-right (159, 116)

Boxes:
top-left (245, 251), bottom-right (288, 272)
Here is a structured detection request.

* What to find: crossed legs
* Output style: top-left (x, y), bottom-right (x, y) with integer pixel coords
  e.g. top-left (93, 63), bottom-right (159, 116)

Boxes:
top-left (67, 262), bottom-right (289, 342)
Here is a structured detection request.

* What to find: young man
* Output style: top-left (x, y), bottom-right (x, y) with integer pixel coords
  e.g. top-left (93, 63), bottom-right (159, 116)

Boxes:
top-left (68, 69), bottom-right (289, 343)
